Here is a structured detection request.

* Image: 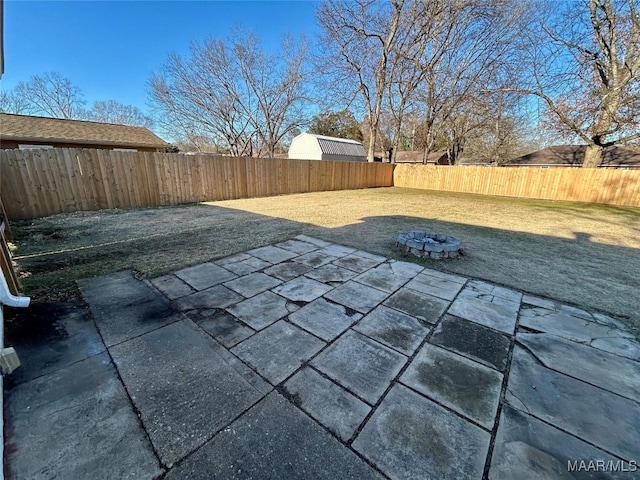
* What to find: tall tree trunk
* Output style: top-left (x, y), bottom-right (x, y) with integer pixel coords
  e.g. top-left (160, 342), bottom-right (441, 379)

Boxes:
top-left (367, 124), bottom-right (376, 162)
top-left (583, 144), bottom-right (603, 168)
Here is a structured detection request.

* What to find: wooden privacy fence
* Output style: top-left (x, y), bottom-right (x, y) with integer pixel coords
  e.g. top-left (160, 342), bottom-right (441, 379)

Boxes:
top-left (0, 194), bottom-right (19, 295)
top-left (394, 164), bottom-right (640, 207)
top-left (0, 148), bottom-right (395, 219)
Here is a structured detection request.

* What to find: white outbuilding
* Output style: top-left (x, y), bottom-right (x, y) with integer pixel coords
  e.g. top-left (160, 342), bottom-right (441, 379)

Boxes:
top-left (288, 133), bottom-right (367, 162)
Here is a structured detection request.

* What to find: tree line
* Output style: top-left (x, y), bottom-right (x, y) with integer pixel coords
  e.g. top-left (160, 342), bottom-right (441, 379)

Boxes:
top-left (0, 71), bottom-right (153, 128)
top-left (2, 0), bottom-right (638, 167)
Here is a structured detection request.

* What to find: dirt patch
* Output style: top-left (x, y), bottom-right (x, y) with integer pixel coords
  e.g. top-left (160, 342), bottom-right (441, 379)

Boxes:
top-left (10, 187), bottom-right (640, 332)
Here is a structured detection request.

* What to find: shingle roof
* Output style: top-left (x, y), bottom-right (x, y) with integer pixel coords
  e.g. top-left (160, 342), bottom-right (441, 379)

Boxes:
top-left (305, 133), bottom-right (366, 157)
top-left (507, 145), bottom-right (640, 167)
top-left (0, 113), bottom-right (169, 148)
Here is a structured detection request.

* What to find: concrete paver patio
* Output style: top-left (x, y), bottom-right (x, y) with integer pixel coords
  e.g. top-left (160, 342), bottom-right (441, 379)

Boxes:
top-left (4, 235), bottom-right (640, 479)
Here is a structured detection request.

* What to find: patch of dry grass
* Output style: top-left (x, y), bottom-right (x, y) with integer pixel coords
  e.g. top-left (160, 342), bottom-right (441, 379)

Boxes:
top-left (11, 187), bottom-right (640, 331)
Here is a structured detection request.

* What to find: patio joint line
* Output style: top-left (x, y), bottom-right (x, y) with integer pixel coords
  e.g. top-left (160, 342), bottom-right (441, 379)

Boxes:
top-left (273, 383), bottom-right (393, 480)
top-left (156, 392), bottom-right (270, 477)
top-left (514, 338), bottom-right (640, 405)
top-left (344, 279), bottom-right (469, 446)
top-left (481, 298), bottom-right (522, 480)
top-left (87, 310), bottom-right (167, 474)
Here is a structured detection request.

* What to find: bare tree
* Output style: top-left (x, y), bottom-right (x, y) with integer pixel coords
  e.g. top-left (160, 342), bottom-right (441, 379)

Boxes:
top-left (515, 0), bottom-right (640, 167)
top-left (413, 0), bottom-right (525, 164)
top-left (13, 72), bottom-right (85, 118)
top-left (317, 0), bottom-right (405, 162)
top-left (149, 30), bottom-right (310, 157)
top-left (149, 39), bottom-right (255, 157)
top-left (0, 90), bottom-right (30, 114)
top-left (85, 100), bottom-right (153, 127)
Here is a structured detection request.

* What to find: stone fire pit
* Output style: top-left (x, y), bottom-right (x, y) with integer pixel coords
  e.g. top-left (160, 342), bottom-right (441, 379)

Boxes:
top-left (396, 231), bottom-right (462, 259)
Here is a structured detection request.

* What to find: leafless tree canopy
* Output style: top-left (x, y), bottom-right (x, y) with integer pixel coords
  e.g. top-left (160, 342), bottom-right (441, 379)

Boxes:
top-left (149, 31), bottom-right (310, 157)
top-left (317, 0), bottom-right (406, 161)
top-left (516, 0), bottom-right (640, 166)
top-left (85, 100), bottom-right (153, 128)
top-left (1, 72), bottom-right (155, 128)
top-left (2, 72), bottom-right (86, 119)
top-left (317, 0), bottom-right (527, 164)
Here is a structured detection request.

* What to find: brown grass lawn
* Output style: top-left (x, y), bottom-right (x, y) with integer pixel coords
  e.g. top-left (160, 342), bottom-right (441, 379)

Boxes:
top-left (11, 187), bottom-right (640, 332)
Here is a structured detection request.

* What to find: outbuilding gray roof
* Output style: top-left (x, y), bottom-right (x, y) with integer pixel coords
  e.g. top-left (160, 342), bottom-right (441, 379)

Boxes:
top-left (306, 134), bottom-right (366, 157)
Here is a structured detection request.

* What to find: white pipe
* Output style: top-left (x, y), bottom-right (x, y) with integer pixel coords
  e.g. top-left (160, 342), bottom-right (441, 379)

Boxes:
top-left (0, 269), bottom-right (30, 308)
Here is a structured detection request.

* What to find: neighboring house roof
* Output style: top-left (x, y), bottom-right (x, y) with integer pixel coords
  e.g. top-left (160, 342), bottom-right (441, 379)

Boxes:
top-left (506, 145), bottom-right (640, 167)
top-left (0, 113), bottom-right (169, 149)
top-left (291, 133), bottom-right (366, 157)
top-left (395, 150), bottom-right (450, 164)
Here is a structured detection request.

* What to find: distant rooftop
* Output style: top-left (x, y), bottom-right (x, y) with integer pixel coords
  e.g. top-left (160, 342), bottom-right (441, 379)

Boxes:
top-left (0, 113), bottom-right (169, 149)
top-left (507, 145), bottom-right (640, 167)
top-left (301, 133), bottom-right (366, 158)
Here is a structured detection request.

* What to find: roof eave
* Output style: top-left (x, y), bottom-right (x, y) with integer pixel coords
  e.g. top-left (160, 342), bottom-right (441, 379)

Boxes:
top-left (0, 134), bottom-right (169, 149)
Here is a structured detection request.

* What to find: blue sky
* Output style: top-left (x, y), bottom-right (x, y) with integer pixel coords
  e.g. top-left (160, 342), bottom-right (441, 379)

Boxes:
top-left (1, 0), bottom-right (320, 113)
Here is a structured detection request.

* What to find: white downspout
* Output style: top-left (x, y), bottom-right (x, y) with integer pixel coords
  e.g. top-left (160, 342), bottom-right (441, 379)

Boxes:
top-left (0, 270), bottom-right (30, 480)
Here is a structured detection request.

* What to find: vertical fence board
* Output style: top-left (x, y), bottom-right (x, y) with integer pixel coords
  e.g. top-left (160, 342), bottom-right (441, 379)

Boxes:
top-left (393, 165), bottom-right (640, 207)
top-left (13, 148), bottom-right (636, 216)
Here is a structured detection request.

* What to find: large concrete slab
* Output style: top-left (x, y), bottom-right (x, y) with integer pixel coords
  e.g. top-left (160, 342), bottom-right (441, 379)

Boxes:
top-left (353, 384), bottom-right (490, 480)
top-left (295, 234), bottom-right (332, 247)
top-left (248, 245), bottom-right (298, 263)
top-left (272, 276), bottom-right (334, 302)
top-left (319, 243), bottom-right (357, 257)
top-left (387, 260), bottom-right (424, 278)
top-left (324, 281), bottom-right (389, 314)
top-left (430, 314), bottom-right (511, 371)
top-left (4, 353), bottom-right (162, 480)
top-left (231, 320), bottom-right (325, 385)
top-left (506, 346), bottom-right (640, 461)
top-left (353, 250), bottom-right (388, 263)
top-left (190, 309), bottom-right (255, 348)
top-left (284, 367), bottom-right (371, 441)
top-left (448, 283), bottom-right (520, 334)
top-left (164, 392), bottom-right (381, 480)
top-left (519, 306), bottom-right (635, 346)
top-left (293, 250), bottom-right (339, 267)
top-left (304, 263), bottom-right (357, 283)
top-left (332, 253), bottom-right (384, 273)
top-left (264, 261), bottom-right (313, 281)
top-left (220, 256), bottom-right (272, 275)
top-left (465, 279), bottom-right (523, 304)
top-left (420, 267), bottom-right (467, 284)
top-left (383, 287), bottom-right (449, 324)
top-left (227, 290), bottom-right (294, 330)
top-left (78, 271), bottom-right (178, 347)
top-left (4, 301), bottom-right (105, 386)
top-left (354, 263), bottom-right (414, 293)
top-left (275, 239), bottom-right (319, 254)
top-left (401, 343), bottom-right (503, 429)
top-left (405, 271), bottom-right (465, 301)
top-left (518, 332), bottom-right (640, 402)
top-left (174, 284), bottom-right (244, 311)
top-left (490, 405), bottom-right (629, 480)
top-left (590, 336), bottom-right (640, 361)
top-left (110, 320), bottom-right (267, 467)
top-left (224, 272), bottom-right (282, 298)
top-left (151, 274), bottom-right (195, 299)
top-left (312, 330), bottom-right (407, 404)
top-left (214, 252), bottom-right (252, 265)
top-left (289, 297), bottom-right (361, 341)
top-left (175, 262), bottom-right (237, 290)
top-left (354, 305), bottom-right (429, 356)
